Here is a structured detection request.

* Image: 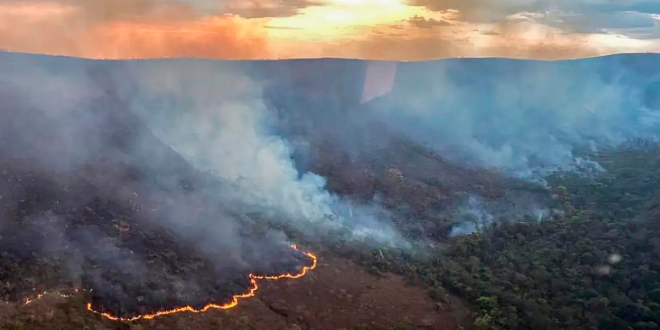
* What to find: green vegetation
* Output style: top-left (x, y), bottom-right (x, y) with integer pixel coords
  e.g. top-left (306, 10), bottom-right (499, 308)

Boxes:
top-left (439, 143), bottom-right (660, 330)
top-left (340, 143), bottom-right (660, 330)
top-left (282, 142), bottom-right (660, 330)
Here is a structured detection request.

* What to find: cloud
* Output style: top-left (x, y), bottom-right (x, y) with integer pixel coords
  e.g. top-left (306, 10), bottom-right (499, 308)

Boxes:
top-left (316, 18), bottom-right (609, 61)
top-left (322, 34), bottom-right (460, 60)
top-left (409, 0), bottom-right (660, 33)
top-left (264, 25), bottom-right (304, 30)
top-left (0, 0), bottom-right (659, 60)
top-left (408, 0), bottom-right (537, 22)
top-left (220, 0), bottom-right (321, 18)
top-left (589, 0), bottom-right (660, 15)
top-left (0, 0), bottom-right (268, 59)
top-left (407, 15), bottom-right (453, 28)
top-left (517, 10), bottom-right (658, 34)
top-left (401, 0), bottom-right (660, 57)
top-left (477, 20), bottom-right (605, 59)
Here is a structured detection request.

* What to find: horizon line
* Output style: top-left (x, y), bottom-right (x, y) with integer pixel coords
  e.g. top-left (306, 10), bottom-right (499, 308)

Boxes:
top-left (1, 49), bottom-right (658, 63)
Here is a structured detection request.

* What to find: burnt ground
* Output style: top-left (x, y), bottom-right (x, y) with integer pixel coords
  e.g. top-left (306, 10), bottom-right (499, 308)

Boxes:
top-left (0, 124), bottom-right (477, 329)
top-left (0, 82), bottom-right (316, 323)
top-left (0, 129), bottom-right (480, 330)
top-left (0, 158), bottom-right (313, 319)
top-left (0, 251), bottom-right (472, 330)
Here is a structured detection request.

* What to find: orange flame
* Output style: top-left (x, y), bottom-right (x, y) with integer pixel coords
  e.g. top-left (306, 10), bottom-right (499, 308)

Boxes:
top-left (85, 244), bottom-right (317, 321)
top-left (23, 289), bottom-right (80, 305)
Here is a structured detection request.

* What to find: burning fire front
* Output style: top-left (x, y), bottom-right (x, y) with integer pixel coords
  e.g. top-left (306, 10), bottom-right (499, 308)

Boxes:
top-left (18, 245), bottom-right (317, 322)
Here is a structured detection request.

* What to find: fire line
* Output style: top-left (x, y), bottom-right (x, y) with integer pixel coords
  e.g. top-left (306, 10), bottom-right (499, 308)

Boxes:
top-left (20, 244), bottom-right (317, 322)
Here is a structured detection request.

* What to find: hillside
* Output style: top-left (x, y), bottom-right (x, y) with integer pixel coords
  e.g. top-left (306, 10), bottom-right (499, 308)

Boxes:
top-left (0, 52), bottom-right (659, 329)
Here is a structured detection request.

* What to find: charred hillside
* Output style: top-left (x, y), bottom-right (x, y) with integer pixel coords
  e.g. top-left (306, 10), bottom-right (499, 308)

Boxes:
top-left (0, 64), bottom-right (314, 319)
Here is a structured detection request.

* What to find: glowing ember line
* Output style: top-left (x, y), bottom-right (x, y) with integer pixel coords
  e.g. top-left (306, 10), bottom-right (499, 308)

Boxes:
top-left (86, 244), bottom-right (318, 322)
top-left (23, 289), bottom-right (80, 305)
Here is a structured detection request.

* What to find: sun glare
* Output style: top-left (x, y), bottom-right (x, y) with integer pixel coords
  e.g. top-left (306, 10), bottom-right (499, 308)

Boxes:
top-left (266, 0), bottom-right (423, 41)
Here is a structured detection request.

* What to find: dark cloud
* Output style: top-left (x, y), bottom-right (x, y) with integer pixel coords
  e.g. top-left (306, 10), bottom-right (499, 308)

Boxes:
top-left (408, 15), bottom-right (453, 29)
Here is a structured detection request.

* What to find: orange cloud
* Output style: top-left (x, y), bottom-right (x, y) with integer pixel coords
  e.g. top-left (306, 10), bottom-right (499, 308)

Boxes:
top-left (220, 0), bottom-right (320, 19)
top-left (323, 35), bottom-right (458, 60)
top-left (0, 1), bottom-right (268, 59)
top-left (0, 0), bottom-right (657, 60)
top-left (85, 19), bottom-right (267, 59)
top-left (313, 18), bottom-right (611, 61)
top-left (473, 21), bottom-right (603, 60)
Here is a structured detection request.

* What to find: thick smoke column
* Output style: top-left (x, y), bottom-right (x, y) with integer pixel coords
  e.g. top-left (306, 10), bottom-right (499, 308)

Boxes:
top-left (124, 62), bottom-right (335, 221)
top-left (113, 59), bottom-right (404, 247)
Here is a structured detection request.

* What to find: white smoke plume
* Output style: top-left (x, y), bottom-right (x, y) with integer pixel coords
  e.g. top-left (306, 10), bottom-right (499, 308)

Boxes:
top-left (117, 59), bottom-right (405, 248)
top-left (0, 53), bottom-right (407, 289)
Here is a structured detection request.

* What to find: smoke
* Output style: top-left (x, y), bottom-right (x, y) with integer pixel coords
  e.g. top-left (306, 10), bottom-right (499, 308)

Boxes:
top-left (0, 53), bottom-right (403, 250)
top-left (365, 57), bottom-right (660, 179)
top-left (448, 196), bottom-right (494, 237)
top-left (4, 51), bottom-right (660, 294)
top-left (116, 59), bottom-right (404, 247)
top-left (125, 61), bottom-right (334, 221)
top-left (447, 194), bottom-right (551, 237)
top-left (0, 56), bottom-right (408, 313)
top-left (0, 56), bottom-right (267, 313)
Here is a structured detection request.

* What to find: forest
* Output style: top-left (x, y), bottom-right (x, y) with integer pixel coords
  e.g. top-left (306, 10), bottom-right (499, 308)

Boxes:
top-left (324, 141), bottom-right (660, 330)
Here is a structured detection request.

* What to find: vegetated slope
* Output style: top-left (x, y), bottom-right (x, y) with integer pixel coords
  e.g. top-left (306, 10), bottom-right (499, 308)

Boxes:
top-left (321, 142), bottom-right (660, 330)
top-left (430, 142), bottom-right (660, 330)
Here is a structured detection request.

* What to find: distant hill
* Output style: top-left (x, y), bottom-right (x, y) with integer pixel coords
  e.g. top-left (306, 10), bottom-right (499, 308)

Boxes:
top-left (1, 51), bottom-right (658, 235)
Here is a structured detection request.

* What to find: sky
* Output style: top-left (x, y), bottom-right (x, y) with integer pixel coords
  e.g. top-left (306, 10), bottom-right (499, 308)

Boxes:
top-left (1, 0), bottom-right (660, 60)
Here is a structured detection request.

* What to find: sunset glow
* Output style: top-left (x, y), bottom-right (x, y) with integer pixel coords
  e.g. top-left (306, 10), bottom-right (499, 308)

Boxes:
top-left (0, 0), bottom-right (659, 60)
